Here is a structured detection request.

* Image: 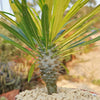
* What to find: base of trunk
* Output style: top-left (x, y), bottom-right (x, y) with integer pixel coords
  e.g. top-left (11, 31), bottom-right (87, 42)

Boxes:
top-left (46, 82), bottom-right (57, 95)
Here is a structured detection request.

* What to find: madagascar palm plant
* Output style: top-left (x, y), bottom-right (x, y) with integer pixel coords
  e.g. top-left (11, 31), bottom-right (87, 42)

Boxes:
top-left (0, 0), bottom-right (100, 95)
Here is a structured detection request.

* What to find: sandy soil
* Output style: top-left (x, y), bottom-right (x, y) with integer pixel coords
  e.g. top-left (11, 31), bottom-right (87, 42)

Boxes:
top-left (69, 40), bottom-right (100, 80)
top-left (57, 80), bottom-right (100, 94)
top-left (16, 87), bottom-right (100, 100)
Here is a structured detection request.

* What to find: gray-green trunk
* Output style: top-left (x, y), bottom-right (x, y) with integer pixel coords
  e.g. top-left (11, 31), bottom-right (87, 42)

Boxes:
top-left (38, 49), bottom-right (60, 95)
top-left (40, 65), bottom-right (59, 94)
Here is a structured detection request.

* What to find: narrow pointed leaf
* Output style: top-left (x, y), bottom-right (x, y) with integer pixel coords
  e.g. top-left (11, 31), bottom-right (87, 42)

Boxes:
top-left (28, 7), bottom-right (41, 36)
top-left (55, 5), bottom-right (100, 42)
top-left (0, 11), bottom-right (15, 16)
top-left (21, 4), bottom-right (41, 46)
top-left (56, 19), bottom-right (97, 50)
top-left (0, 11), bottom-right (17, 25)
top-left (60, 63), bottom-right (69, 74)
top-left (68, 36), bottom-right (100, 50)
top-left (9, 0), bottom-right (22, 23)
top-left (0, 34), bottom-right (34, 57)
top-left (70, 30), bottom-right (99, 46)
top-left (41, 4), bottom-right (49, 47)
top-left (0, 21), bottom-right (32, 48)
top-left (28, 62), bottom-right (36, 82)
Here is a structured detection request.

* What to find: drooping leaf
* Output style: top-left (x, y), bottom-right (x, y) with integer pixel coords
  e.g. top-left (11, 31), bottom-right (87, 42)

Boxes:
top-left (0, 34), bottom-right (34, 57)
top-left (28, 62), bottom-right (36, 82)
top-left (60, 63), bottom-right (69, 74)
top-left (0, 21), bottom-right (33, 48)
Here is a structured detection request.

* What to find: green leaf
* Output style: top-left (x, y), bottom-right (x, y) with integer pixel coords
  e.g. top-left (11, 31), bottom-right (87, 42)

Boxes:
top-left (54, 30), bottom-right (100, 57)
top-left (56, 19), bottom-right (96, 50)
top-left (63, 19), bottom-right (77, 28)
top-left (11, 25), bottom-right (29, 41)
top-left (28, 62), bottom-right (36, 82)
top-left (9, 0), bottom-right (22, 23)
top-left (70, 30), bottom-right (99, 47)
top-left (41, 4), bottom-right (49, 47)
top-left (0, 21), bottom-right (33, 48)
top-left (22, 0), bottom-right (27, 7)
top-left (0, 11), bottom-right (15, 16)
top-left (38, 0), bottom-right (45, 9)
top-left (50, 0), bottom-right (70, 41)
top-left (0, 11), bottom-right (16, 25)
top-left (62, 0), bottom-right (89, 25)
top-left (17, 21), bottom-right (36, 49)
top-left (45, 0), bottom-right (53, 22)
top-left (21, 3), bottom-right (41, 47)
top-left (9, 0), bottom-right (36, 49)
top-left (0, 34), bottom-right (34, 57)
top-left (9, 0), bottom-right (41, 49)
top-left (14, 0), bottom-right (22, 11)
top-left (60, 63), bottom-right (69, 74)
top-left (68, 36), bottom-right (100, 50)
top-left (28, 7), bottom-right (41, 36)
top-left (55, 5), bottom-right (100, 42)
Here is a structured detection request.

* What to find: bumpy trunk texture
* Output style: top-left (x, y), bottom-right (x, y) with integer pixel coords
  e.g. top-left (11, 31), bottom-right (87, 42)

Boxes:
top-left (38, 49), bottom-right (60, 95)
top-left (40, 65), bottom-right (58, 94)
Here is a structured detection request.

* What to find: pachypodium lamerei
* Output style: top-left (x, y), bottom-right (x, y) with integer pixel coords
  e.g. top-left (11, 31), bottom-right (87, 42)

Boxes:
top-left (0, 0), bottom-right (100, 95)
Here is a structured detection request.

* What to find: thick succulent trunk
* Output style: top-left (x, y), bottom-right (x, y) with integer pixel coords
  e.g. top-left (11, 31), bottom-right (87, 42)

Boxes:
top-left (40, 65), bottom-right (59, 94)
top-left (46, 80), bottom-right (57, 95)
top-left (38, 49), bottom-right (60, 95)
